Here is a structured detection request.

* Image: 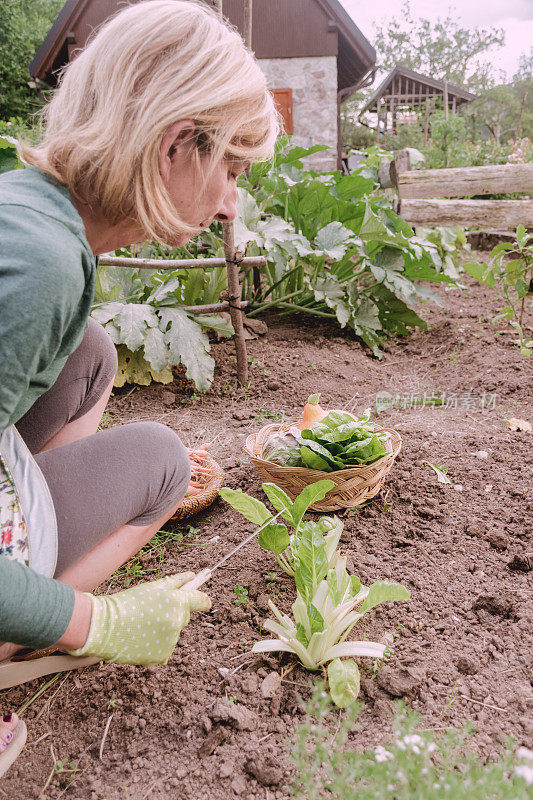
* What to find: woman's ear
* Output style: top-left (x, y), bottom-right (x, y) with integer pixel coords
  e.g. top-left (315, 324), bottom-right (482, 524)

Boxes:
top-left (158, 119), bottom-right (196, 183)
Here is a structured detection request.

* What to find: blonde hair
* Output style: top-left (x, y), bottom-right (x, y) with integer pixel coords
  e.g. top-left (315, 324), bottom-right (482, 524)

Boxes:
top-left (20, 0), bottom-right (279, 243)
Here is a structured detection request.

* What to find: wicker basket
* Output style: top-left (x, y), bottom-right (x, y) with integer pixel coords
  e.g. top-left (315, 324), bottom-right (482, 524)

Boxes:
top-left (244, 421), bottom-right (401, 512)
top-left (171, 451), bottom-right (225, 520)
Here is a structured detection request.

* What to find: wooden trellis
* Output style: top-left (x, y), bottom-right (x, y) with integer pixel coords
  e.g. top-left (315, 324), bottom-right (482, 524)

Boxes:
top-left (99, 252), bottom-right (265, 386)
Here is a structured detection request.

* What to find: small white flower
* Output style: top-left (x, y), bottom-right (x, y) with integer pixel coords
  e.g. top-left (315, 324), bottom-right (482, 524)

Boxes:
top-left (427, 742), bottom-right (438, 754)
top-left (403, 734), bottom-right (424, 746)
top-left (516, 765), bottom-right (533, 786)
top-left (374, 745), bottom-right (394, 763)
top-left (517, 747), bottom-right (533, 763)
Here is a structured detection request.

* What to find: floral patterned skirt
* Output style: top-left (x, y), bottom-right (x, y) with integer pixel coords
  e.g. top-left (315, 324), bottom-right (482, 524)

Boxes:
top-left (0, 426), bottom-right (57, 577)
top-left (0, 453), bottom-right (29, 566)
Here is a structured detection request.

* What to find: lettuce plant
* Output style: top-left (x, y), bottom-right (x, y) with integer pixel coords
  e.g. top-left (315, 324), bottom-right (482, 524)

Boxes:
top-left (254, 540), bottom-right (409, 708)
top-left (219, 481), bottom-right (409, 707)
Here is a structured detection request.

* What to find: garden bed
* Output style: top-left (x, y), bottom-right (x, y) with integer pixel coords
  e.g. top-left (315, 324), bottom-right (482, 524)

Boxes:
top-left (2, 271), bottom-right (532, 799)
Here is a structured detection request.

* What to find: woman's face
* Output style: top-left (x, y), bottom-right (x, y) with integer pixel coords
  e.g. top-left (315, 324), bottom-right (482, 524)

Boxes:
top-left (165, 153), bottom-right (247, 245)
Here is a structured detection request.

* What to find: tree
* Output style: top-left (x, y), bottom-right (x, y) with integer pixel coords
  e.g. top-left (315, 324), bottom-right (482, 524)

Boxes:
top-left (0, 0), bottom-right (63, 120)
top-left (373, 0), bottom-right (505, 93)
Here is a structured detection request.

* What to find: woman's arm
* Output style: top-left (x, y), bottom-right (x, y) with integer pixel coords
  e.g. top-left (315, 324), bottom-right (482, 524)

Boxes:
top-left (0, 556), bottom-right (80, 650)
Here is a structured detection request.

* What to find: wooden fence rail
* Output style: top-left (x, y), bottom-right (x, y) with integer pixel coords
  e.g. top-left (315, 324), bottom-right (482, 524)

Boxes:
top-left (382, 151), bottom-right (533, 229)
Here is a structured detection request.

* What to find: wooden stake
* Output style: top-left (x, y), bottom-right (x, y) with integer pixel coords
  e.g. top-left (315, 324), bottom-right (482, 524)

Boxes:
top-left (223, 221), bottom-right (249, 386)
top-left (243, 0), bottom-right (253, 48)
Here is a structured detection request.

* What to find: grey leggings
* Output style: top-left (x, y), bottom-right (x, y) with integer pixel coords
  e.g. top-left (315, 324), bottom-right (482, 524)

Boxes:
top-left (15, 318), bottom-right (191, 576)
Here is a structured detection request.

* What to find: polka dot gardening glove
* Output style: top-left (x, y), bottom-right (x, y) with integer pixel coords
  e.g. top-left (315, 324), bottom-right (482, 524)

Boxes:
top-left (67, 572), bottom-right (211, 666)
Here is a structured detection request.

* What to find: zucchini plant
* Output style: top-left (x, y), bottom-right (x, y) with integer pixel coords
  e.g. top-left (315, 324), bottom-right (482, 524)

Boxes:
top-left (219, 481), bottom-right (409, 707)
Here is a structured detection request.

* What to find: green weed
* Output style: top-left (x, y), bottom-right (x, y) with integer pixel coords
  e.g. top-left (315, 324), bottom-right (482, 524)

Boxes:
top-left (234, 584), bottom-right (252, 606)
top-left (290, 687), bottom-right (531, 800)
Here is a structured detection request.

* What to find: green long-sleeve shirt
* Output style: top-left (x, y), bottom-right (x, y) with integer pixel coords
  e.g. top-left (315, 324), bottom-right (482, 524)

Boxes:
top-left (0, 165), bottom-right (96, 648)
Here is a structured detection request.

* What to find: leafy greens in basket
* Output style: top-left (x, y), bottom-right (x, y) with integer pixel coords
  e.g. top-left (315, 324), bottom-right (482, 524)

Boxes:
top-left (261, 397), bottom-right (390, 472)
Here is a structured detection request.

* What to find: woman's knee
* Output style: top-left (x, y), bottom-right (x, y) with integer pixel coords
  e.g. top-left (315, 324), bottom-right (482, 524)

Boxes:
top-left (126, 422), bottom-right (191, 524)
top-left (80, 318), bottom-right (117, 382)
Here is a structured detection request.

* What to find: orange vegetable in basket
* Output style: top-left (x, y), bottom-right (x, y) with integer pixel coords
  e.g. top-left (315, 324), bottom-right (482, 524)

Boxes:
top-left (298, 394), bottom-right (328, 430)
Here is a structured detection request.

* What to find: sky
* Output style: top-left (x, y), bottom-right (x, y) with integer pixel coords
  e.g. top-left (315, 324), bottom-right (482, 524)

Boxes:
top-left (339, 0), bottom-right (533, 79)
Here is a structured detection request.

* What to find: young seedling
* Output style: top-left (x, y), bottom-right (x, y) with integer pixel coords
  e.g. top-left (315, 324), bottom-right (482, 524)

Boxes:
top-left (234, 584), bottom-right (251, 606)
top-left (254, 547), bottom-right (409, 708)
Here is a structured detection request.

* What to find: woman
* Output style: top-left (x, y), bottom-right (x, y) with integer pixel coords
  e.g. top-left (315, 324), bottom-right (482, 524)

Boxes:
top-left (0, 0), bottom-right (278, 776)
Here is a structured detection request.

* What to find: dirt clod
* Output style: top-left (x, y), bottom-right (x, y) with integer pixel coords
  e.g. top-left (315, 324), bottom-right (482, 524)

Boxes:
top-left (376, 666), bottom-right (425, 698)
top-left (261, 672), bottom-right (282, 698)
top-left (454, 655), bottom-right (480, 675)
top-left (487, 530), bottom-right (509, 550)
top-left (198, 725), bottom-right (229, 758)
top-left (472, 593), bottom-right (515, 618)
top-left (245, 757), bottom-right (285, 786)
top-left (210, 699), bottom-right (258, 731)
top-left (508, 553), bottom-right (533, 571)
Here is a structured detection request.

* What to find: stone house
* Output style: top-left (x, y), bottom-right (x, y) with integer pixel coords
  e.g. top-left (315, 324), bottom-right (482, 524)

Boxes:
top-left (30, 0), bottom-right (376, 171)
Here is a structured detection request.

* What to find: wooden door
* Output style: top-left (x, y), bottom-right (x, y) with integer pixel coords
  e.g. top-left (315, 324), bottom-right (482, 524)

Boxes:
top-left (271, 88), bottom-right (294, 134)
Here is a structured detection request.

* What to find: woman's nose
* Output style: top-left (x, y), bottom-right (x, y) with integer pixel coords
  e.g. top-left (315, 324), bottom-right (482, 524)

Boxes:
top-left (215, 182), bottom-right (238, 222)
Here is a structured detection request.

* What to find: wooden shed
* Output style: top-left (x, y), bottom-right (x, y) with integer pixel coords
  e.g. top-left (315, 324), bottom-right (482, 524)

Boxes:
top-left (30, 0), bottom-right (376, 170)
top-left (358, 64), bottom-right (476, 137)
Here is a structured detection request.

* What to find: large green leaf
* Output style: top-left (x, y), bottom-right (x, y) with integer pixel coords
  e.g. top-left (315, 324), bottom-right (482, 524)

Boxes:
top-left (294, 523), bottom-right (328, 602)
top-left (358, 581), bottom-right (410, 614)
top-left (315, 222), bottom-right (354, 260)
top-left (218, 488), bottom-right (272, 525)
top-left (258, 523), bottom-right (290, 555)
top-left (91, 302), bottom-right (124, 325)
top-left (158, 307), bottom-right (214, 392)
top-left (328, 658), bottom-right (360, 708)
top-left (143, 326), bottom-right (169, 372)
top-left (299, 445), bottom-right (333, 471)
top-left (195, 313), bottom-right (234, 337)
top-left (261, 483), bottom-right (295, 525)
top-left (292, 480), bottom-right (335, 527)
top-left (114, 346), bottom-right (172, 387)
top-left (463, 261), bottom-right (496, 288)
top-left (114, 304), bottom-right (158, 351)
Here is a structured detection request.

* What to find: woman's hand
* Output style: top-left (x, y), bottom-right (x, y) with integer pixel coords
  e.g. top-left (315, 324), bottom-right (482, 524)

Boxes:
top-left (66, 573), bottom-right (211, 665)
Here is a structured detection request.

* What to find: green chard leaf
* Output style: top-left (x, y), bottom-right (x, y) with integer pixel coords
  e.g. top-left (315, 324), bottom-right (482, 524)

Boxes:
top-left (307, 603), bottom-right (325, 635)
top-left (258, 523), bottom-right (290, 555)
top-left (261, 483), bottom-right (295, 526)
top-left (328, 658), bottom-right (361, 708)
top-left (218, 488), bottom-right (272, 525)
top-left (294, 523), bottom-right (329, 602)
top-left (358, 581), bottom-right (410, 614)
top-left (291, 480), bottom-right (335, 527)
top-left (299, 446), bottom-right (333, 471)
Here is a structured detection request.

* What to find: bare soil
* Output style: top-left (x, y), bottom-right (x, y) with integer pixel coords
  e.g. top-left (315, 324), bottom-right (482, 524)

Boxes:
top-left (2, 271), bottom-right (532, 800)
